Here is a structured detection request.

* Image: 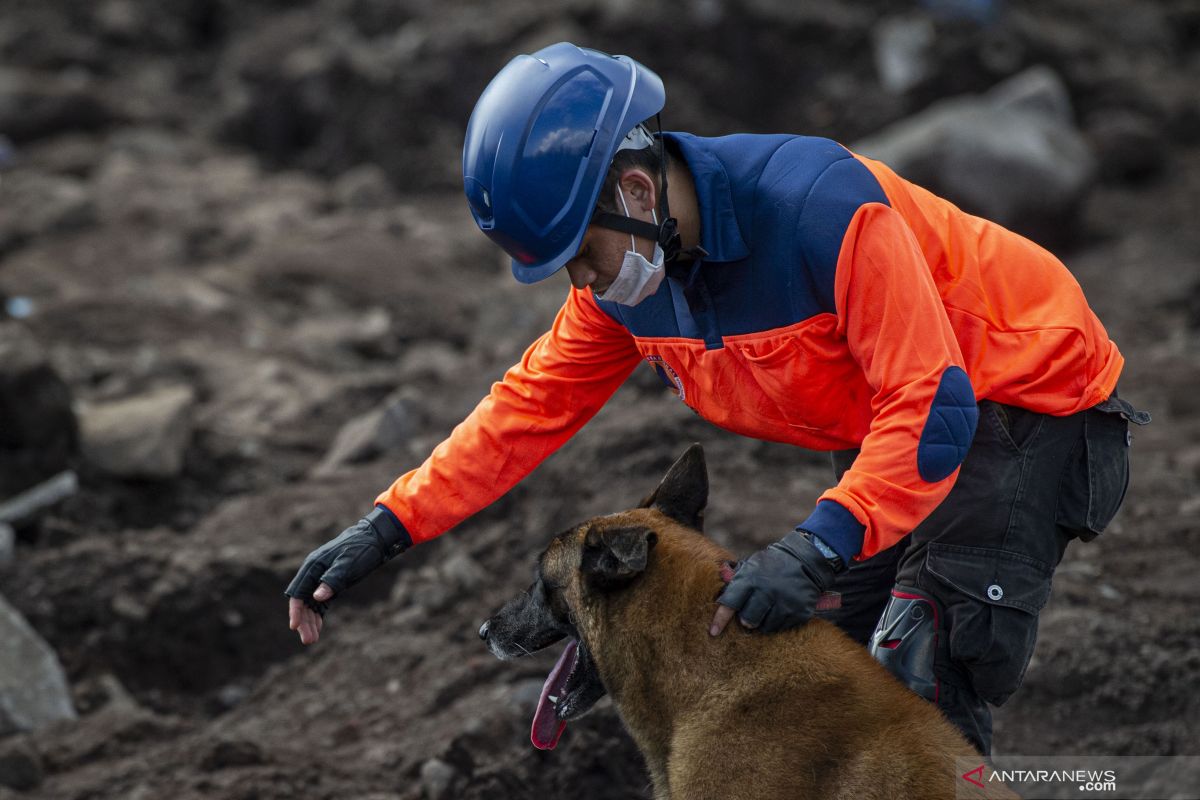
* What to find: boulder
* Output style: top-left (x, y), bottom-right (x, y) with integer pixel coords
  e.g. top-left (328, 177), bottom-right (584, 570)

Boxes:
top-left (199, 738), bottom-right (266, 771)
top-left (311, 391), bottom-right (421, 476)
top-left (0, 594), bottom-right (76, 737)
top-left (420, 757), bottom-right (459, 800)
top-left (853, 65), bottom-right (1096, 244)
top-left (78, 385), bottom-right (195, 479)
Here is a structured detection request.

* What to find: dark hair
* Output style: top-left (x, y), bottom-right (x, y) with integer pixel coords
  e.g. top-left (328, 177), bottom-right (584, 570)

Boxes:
top-left (594, 141), bottom-right (668, 215)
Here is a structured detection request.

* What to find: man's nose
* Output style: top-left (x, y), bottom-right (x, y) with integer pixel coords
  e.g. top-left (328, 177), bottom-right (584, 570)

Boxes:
top-left (566, 262), bottom-right (595, 290)
top-left (478, 620), bottom-right (490, 640)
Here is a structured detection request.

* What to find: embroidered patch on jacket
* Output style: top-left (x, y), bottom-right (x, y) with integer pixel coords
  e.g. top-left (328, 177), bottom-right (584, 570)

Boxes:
top-left (645, 355), bottom-right (686, 402)
top-left (815, 591), bottom-right (842, 611)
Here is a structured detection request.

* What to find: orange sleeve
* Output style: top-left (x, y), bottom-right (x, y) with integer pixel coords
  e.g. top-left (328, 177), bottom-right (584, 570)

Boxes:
top-left (815, 202), bottom-right (978, 560)
top-left (376, 288), bottom-right (641, 544)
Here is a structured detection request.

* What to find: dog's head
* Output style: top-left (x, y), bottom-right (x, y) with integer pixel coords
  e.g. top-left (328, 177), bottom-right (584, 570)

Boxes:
top-left (478, 444), bottom-right (709, 749)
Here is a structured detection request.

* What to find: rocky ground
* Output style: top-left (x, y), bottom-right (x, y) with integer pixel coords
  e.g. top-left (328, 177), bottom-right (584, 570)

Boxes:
top-left (0, 0), bottom-right (1198, 798)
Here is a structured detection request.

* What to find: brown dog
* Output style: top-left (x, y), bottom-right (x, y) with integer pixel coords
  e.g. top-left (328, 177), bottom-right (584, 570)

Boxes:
top-left (480, 445), bottom-right (1010, 799)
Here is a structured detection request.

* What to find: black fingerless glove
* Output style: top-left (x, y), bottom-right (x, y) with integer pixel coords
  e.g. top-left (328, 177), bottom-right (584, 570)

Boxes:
top-left (284, 506), bottom-right (412, 615)
top-left (716, 530), bottom-right (845, 633)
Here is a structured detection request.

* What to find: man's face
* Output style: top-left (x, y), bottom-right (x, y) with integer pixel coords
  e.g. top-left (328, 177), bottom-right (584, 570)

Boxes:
top-left (564, 225), bottom-right (630, 296)
top-left (564, 172), bottom-right (658, 296)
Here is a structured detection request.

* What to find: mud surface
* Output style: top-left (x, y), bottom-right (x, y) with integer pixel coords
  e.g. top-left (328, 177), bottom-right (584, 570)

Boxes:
top-left (1, 1), bottom-right (1198, 798)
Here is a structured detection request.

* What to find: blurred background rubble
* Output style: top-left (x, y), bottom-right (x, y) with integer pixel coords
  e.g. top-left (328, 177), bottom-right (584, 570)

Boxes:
top-left (1, 0), bottom-right (1198, 797)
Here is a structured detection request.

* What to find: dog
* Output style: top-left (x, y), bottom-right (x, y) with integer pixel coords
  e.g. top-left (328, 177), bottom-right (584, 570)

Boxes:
top-left (480, 445), bottom-right (1010, 799)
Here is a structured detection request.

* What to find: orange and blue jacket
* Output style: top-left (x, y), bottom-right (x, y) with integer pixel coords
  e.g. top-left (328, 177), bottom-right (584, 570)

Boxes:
top-left (377, 132), bottom-right (1123, 563)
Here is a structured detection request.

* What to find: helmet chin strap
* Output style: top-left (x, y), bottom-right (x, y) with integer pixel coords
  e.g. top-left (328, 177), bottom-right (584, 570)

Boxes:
top-left (592, 115), bottom-right (708, 265)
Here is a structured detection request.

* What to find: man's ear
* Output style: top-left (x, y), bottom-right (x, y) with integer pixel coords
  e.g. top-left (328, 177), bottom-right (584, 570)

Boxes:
top-left (618, 168), bottom-right (657, 213)
top-left (638, 444), bottom-right (708, 530)
top-left (581, 526), bottom-right (658, 589)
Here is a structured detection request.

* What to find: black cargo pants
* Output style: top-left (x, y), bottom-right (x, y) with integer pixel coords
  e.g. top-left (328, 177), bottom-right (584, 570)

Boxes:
top-left (815, 392), bottom-right (1149, 755)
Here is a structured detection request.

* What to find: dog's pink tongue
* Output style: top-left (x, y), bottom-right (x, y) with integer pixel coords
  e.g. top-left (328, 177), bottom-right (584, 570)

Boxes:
top-left (531, 639), bottom-right (577, 750)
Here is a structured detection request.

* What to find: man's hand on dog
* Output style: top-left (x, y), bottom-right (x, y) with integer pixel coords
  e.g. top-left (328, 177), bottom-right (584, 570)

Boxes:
top-left (284, 508), bottom-right (411, 646)
top-left (710, 531), bottom-right (843, 636)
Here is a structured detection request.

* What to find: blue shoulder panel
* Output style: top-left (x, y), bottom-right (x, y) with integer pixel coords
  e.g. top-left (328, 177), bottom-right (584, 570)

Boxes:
top-left (593, 134), bottom-right (889, 343)
top-left (795, 154), bottom-right (890, 314)
top-left (917, 367), bottom-right (979, 483)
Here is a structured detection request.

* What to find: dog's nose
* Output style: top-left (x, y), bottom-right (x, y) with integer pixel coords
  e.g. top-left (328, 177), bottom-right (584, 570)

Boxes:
top-left (478, 620), bottom-right (490, 640)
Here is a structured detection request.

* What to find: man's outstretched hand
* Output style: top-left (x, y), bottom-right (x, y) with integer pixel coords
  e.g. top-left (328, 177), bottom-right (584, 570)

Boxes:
top-left (284, 507), bottom-right (411, 646)
top-left (288, 583), bottom-right (334, 645)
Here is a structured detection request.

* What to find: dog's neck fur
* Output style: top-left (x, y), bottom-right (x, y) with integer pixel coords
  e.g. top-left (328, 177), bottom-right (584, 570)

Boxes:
top-left (580, 521), bottom-right (748, 774)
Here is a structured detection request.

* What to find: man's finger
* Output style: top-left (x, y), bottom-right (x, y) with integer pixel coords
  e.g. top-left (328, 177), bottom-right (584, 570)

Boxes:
top-left (300, 611), bottom-right (319, 645)
top-left (289, 597), bottom-right (307, 631)
top-left (290, 602), bottom-right (316, 645)
top-left (710, 604), bottom-right (736, 637)
top-left (313, 583), bottom-right (334, 602)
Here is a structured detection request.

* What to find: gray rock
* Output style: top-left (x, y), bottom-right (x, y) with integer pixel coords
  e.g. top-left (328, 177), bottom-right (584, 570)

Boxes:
top-left (216, 683), bottom-right (250, 710)
top-left (199, 738), bottom-right (266, 771)
top-left (78, 385), bottom-right (195, 479)
top-left (398, 341), bottom-right (469, 383)
top-left (290, 307), bottom-right (393, 362)
top-left (0, 594), bottom-right (76, 737)
top-left (873, 15), bottom-right (936, 94)
top-left (419, 757), bottom-right (458, 800)
top-left (0, 471), bottom-right (78, 527)
top-left (440, 551), bottom-right (486, 592)
top-left (987, 65), bottom-right (1074, 124)
top-left (94, 0), bottom-right (144, 40)
top-left (853, 66), bottom-right (1096, 243)
top-left (332, 163), bottom-right (397, 209)
top-left (311, 391), bottom-right (419, 476)
top-left (0, 172), bottom-right (94, 251)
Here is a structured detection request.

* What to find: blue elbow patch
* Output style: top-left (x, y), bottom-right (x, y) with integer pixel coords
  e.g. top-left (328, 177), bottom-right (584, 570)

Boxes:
top-left (917, 367), bottom-right (978, 483)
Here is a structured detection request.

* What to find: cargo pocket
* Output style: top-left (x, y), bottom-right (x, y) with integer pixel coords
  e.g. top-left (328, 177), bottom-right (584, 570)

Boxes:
top-left (1056, 395), bottom-right (1150, 541)
top-left (923, 543), bottom-right (1052, 707)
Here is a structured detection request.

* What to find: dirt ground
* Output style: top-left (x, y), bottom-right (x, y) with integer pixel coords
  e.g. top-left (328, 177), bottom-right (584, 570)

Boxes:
top-left (1, 1), bottom-right (1198, 798)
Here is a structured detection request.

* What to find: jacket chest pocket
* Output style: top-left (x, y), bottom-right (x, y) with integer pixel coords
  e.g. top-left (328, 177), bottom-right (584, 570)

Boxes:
top-left (734, 336), bottom-right (864, 432)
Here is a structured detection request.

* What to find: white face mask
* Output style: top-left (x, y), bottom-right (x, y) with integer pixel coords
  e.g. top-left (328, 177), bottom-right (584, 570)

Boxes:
top-left (595, 190), bottom-right (665, 307)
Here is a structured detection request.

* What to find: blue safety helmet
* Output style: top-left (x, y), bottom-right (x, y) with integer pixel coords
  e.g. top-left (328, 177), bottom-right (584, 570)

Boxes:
top-left (462, 42), bottom-right (666, 284)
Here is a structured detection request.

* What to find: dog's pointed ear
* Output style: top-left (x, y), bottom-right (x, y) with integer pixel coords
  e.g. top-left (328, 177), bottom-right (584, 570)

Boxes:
top-left (638, 444), bottom-right (708, 530)
top-left (581, 526), bottom-right (658, 589)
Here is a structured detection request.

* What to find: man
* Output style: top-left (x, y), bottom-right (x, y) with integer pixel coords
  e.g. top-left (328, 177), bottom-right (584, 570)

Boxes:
top-left (285, 42), bottom-right (1148, 754)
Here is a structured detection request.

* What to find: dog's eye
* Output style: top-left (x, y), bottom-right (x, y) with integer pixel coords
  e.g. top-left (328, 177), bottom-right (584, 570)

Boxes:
top-left (546, 586), bottom-right (571, 622)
